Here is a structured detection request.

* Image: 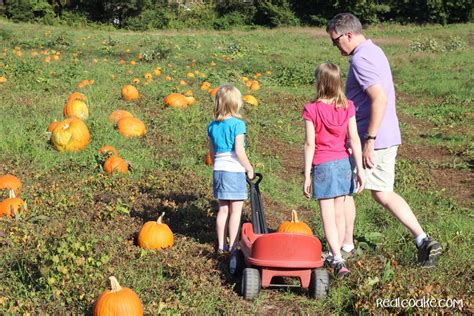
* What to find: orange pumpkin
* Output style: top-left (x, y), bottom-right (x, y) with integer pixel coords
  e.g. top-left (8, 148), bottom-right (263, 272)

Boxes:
top-left (164, 93), bottom-right (188, 109)
top-left (98, 146), bottom-right (119, 157)
top-left (104, 156), bottom-right (129, 175)
top-left (138, 212), bottom-right (174, 250)
top-left (108, 110), bottom-right (134, 125)
top-left (185, 96), bottom-right (197, 106)
top-left (67, 92), bottom-right (87, 103)
top-left (64, 99), bottom-right (89, 120)
top-left (200, 81), bottom-right (211, 90)
top-left (0, 190), bottom-right (26, 218)
top-left (94, 276), bottom-right (143, 316)
top-left (121, 85), bottom-right (140, 102)
top-left (50, 117), bottom-right (90, 152)
top-left (0, 174), bottom-right (22, 195)
top-left (277, 210), bottom-right (313, 235)
top-left (249, 81), bottom-right (260, 90)
top-left (117, 117), bottom-right (146, 138)
top-left (209, 87), bottom-right (219, 97)
top-left (205, 152), bottom-right (213, 166)
top-left (242, 95), bottom-right (258, 106)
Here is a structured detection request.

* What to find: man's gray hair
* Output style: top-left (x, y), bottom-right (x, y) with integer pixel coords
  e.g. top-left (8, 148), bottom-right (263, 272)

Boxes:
top-left (326, 13), bottom-right (363, 35)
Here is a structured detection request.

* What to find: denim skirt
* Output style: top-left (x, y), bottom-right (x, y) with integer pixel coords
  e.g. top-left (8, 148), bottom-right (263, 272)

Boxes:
top-left (213, 171), bottom-right (248, 200)
top-left (312, 158), bottom-right (355, 200)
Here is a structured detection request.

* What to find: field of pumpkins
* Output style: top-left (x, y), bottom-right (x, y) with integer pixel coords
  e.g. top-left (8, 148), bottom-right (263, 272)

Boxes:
top-left (0, 20), bottom-right (290, 314)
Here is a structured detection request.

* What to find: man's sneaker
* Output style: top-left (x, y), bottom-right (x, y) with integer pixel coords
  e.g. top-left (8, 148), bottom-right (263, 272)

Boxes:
top-left (332, 261), bottom-right (351, 278)
top-left (417, 236), bottom-right (442, 267)
top-left (341, 248), bottom-right (356, 260)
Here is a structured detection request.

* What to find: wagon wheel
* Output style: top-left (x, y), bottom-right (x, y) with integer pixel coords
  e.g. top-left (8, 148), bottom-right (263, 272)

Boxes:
top-left (229, 249), bottom-right (244, 276)
top-left (241, 268), bottom-right (260, 300)
top-left (309, 268), bottom-right (330, 299)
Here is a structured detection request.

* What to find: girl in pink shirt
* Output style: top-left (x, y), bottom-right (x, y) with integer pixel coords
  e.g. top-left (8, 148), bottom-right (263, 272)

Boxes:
top-left (303, 63), bottom-right (364, 278)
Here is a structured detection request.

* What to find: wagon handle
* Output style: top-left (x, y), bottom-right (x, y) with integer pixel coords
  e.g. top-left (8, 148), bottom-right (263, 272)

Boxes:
top-left (246, 172), bottom-right (263, 186)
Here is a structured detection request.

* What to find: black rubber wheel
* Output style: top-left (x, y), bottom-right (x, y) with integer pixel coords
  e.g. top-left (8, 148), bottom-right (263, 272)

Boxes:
top-left (229, 249), bottom-right (245, 276)
top-left (241, 268), bottom-right (260, 300)
top-left (309, 268), bottom-right (330, 299)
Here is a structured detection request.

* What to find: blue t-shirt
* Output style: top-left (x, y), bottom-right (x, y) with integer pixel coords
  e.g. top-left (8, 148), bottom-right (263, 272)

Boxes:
top-left (207, 117), bottom-right (246, 152)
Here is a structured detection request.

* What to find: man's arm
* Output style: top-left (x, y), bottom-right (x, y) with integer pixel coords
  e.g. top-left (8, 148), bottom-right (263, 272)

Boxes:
top-left (364, 84), bottom-right (387, 168)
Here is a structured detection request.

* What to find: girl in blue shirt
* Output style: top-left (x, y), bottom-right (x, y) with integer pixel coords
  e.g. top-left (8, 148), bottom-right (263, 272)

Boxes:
top-left (207, 85), bottom-right (254, 256)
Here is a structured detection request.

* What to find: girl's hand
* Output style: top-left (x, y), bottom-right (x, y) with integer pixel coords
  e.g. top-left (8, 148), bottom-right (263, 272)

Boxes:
top-left (246, 168), bottom-right (254, 180)
top-left (355, 173), bottom-right (365, 193)
top-left (303, 177), bottom-right (312, 198)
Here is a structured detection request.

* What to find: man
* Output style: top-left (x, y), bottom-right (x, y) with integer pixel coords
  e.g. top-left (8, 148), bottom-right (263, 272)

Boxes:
top-left (326, 13), bottom-right (441, 267)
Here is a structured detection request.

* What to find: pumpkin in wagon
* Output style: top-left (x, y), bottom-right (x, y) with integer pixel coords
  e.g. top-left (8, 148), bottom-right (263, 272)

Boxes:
top-left (138, 212), bottom-right (174, 250)
top-left (93, 276), bottom-right (143, 316)
top-left (277, 210), bottom-right (313, 236)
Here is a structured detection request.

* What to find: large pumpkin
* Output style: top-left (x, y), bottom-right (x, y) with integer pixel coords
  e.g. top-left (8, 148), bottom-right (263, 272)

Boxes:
top-left (277, 210), bottom-right (313, 235)
top-left (104, 156), bottom-right (129, 175)
top-left (117, 117), bottom-right (146, 138)
top-left (0, 190), bottom-right (26, 218)
top-left (138, 212), bottom-right (174, 250)
top-left (0, 174), bottom-right (22, 195)
top-left (121, 85), bottom-right (140, 102)
top-left (64, 99), bottom-right (89, 120)
top-left (47, 119), bottom-right (60, 132)
top-left (94, 276), bottom-right (143, 316)
top-left (108, 110), bottom-right (134, 125)
top-left (164, 93), bottom-right (188, 108)
top-left (50, 117), bottom-right (90, 152)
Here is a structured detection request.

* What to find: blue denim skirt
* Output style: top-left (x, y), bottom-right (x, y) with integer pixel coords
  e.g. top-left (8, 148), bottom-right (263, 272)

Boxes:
top-left (312, 158), bottom-right (355, 200)
top-left (213, 171), bottom-right (248, 200)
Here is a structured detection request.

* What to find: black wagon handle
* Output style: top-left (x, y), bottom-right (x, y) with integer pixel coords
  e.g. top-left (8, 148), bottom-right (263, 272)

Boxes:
top-left (246, 172), bottom-right (263, 186)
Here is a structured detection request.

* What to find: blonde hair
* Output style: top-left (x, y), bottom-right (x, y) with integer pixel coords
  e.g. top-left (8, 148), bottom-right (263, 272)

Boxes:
top-left (214, 84), bottom-right (243, 121)
top-left (315, 63), bottom-right (348, 109)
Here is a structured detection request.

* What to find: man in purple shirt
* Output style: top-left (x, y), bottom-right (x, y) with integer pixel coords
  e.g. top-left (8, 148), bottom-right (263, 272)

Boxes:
top-left (326, 13), bottom-right (441, 267)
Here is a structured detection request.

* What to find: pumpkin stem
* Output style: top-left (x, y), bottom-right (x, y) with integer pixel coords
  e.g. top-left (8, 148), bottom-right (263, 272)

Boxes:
top-left (8, 189), bottom-right (16, 199)
top-left (291, 209), bottom-right (299, 223)
top-left (157, 212), bottom-right (165, 224)
top-left (109, 276), bottom-right (122, 292)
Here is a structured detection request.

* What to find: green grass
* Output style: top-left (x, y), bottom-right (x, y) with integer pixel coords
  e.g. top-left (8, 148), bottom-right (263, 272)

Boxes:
top-left (0, 19), bottom-right (473, 314)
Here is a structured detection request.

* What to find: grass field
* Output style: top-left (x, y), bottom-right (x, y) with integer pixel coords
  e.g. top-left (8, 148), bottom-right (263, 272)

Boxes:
top-left (0, 19), bottom-right (473, 314)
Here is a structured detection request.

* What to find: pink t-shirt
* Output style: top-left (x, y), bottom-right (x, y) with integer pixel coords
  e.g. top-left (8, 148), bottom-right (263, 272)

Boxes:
top-left (302, 100), bottom-right (355, 165)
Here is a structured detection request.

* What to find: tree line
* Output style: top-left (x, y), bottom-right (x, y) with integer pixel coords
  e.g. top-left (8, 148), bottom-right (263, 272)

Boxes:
top-left (2, 0), bottom-right (473, 30)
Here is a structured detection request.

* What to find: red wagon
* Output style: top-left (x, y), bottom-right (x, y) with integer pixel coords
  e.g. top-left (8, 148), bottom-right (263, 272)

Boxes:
top-left (231, 174), bottom-right (330, 300)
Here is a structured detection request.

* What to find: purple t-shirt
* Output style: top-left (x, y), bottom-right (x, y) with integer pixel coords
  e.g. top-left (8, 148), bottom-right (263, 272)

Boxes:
top-left (346, 39), bottom-right (401, 149)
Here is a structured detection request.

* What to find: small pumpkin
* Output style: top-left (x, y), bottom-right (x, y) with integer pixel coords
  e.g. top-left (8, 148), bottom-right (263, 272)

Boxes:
top-left (0, 190), bottom-right (26, 218)
top-left (117, 117), bottom-right (146, 138)
top-left (242, 95), bottom-right (258, 106)
top-left (185, 96), bottom-right (197, 106)
top-left (64, 99), bottom-right (89, 120)
top-left (164, 93), bottom-right (188, 109)
top-left (205, 152), bottom-right (213, 166)
top-left (138, 212), bottom-right (174, 250)
top-left (277, 210), bottom-right (313, 235)
top-left (98, 146), bottom-right (119, 157)
top-left (209, 87), bottom-right (219, 97)
top-left (0, 174), bottom-right (22, 195)
top-left (50, 117), bottom-right (90, 152)
top-left (104, 156), bottom-right (129, 175)
top-left (121, 85), bottom-right (140, 102)
top-left (108, 110), bottom-right (134, 125)
top-left (200, 81), bottom-right (211, 90)
top-left (249, 80), bottom-right (260, 90)
top-left (93, 276), bottom-right (144, 316)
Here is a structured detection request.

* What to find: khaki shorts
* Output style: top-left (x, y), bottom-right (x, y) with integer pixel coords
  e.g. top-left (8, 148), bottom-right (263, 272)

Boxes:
top-left (364, 146), bottom-right (398, 192)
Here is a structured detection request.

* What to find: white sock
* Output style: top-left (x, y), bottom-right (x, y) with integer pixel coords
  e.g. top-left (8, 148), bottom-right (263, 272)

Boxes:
top-left (333, 255), bottom-right (343, 264)
top-left (415, 233), bottom-right (427, 247)
top-left (342, 244), bottom-right (354, 252)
